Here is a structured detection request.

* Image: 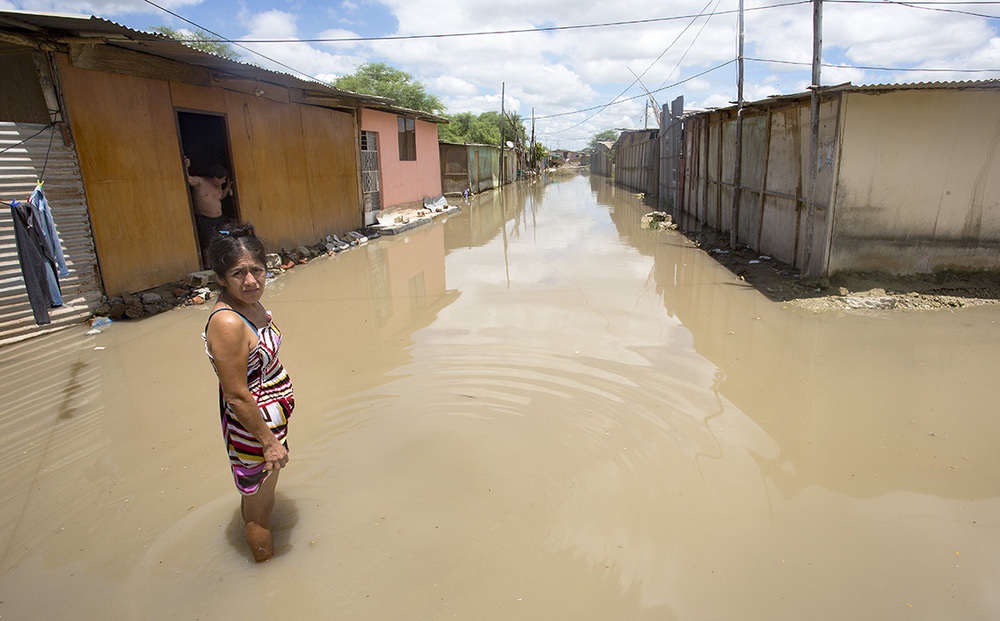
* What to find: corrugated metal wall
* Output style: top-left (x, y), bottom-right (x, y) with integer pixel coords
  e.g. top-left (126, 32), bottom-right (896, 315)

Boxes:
top-left (589, 144), bottom-right (613, 177)
top-left (659, 97), bottom-right (684, 212)
top-left (680, 98), bottom-right (839, 274)
top-left (469, 145), bottom-right (499, 194)
top-left (616, 130), bottom-right (659, 197)
top-left (0, 122), bottom-right (102, 345)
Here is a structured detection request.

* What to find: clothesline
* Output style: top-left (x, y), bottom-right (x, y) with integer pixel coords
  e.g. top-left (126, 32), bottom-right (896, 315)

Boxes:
top-left (0, 122), bottom-right (57, 156)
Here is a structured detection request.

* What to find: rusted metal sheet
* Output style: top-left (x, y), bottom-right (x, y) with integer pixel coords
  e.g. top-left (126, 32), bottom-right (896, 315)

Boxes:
top-left (439, 142), bottom-right (468, 194)
top-left (474, 145), bottom-right (500, 192)
top-left (0, 121), bottom-right (102, 345)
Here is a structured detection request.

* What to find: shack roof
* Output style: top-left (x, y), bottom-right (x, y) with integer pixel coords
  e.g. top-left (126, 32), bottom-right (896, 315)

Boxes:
top-left (0, 9), bottom-right (447, 123)
top-left (699, 79), bottom-right (1000, 114)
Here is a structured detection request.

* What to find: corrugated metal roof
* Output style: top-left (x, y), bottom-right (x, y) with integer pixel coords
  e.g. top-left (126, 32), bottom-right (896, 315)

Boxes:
top-left (0, 10), bottom-right (448, 123)
top-left (703, 78), bottom-right (1000, 112)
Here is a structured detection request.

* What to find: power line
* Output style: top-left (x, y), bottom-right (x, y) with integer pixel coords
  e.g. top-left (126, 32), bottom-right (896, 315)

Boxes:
top-left (747, 56), bottom-right (1000, 72)
top-left (167, 2), bottom-right (811, 44)
top-left (540, 0), bottom-right (722, 134)
top-left (535, 60), bottom-right (736, 128)
top-left (141, 0), bottom-right (328, 84)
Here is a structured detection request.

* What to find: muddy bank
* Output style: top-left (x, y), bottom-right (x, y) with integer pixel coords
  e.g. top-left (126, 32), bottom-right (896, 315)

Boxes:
top-left (684, 228), bottom-right (1000, 313)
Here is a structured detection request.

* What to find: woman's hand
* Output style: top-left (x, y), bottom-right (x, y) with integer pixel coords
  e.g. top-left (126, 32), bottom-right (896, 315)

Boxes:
top-left (262, 437), bottom-right (289, 471)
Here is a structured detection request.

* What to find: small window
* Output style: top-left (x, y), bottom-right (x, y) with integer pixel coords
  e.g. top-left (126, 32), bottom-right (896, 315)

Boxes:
top-left (397, 116), bottom-right (416, 161)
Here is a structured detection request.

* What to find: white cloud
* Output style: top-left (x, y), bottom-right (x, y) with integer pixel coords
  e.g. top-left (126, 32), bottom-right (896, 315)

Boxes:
top-left (3, 0), bottom-right (200, 16)
top-left (11, 0), bottom-right (995, 150)
top-left (238, 10), bottom-right (365, 79)
top-left (428, 75), bottom-right (479, 98)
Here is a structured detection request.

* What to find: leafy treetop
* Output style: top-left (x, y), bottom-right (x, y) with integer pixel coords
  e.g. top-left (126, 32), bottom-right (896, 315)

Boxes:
top-left (152, 26), bottom-right (240, 61)
top-left (587, 129), bottom-right (620, 152)
top-left (333, 62), bottom-right (444, 115)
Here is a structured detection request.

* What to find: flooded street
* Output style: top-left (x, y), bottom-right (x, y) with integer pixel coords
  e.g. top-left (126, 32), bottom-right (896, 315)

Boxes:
top-left (2, 172), bottom-right (999, 620)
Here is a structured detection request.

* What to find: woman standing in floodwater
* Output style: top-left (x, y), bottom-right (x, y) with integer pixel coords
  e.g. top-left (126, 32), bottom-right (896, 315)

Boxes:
top-left (203, 223), bottom-right (293, 562)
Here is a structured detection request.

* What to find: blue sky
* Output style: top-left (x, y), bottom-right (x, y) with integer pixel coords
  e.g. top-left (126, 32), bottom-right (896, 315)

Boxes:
top-left (2, 0), bottom-right (999, 150)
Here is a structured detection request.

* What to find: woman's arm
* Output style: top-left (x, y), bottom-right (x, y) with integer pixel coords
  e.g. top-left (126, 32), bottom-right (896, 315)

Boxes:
top-left (206, 313), bottom-right (289, 471)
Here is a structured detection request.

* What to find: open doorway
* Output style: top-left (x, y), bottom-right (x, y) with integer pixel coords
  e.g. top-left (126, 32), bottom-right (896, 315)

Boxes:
top-left (176, 110), bottom-right (238, 267)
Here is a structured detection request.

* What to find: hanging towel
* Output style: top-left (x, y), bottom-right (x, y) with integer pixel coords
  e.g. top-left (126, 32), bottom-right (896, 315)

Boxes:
top-left (28, 184), bottom-right (67, 307)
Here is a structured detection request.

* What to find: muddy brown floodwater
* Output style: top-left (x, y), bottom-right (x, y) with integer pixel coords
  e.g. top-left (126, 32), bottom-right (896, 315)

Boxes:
top-left (2, 172), bottom-right (999, 620)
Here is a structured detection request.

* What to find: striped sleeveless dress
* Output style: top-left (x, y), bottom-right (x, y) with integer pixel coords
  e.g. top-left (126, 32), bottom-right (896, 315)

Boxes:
top-left (204, 306), bottom-right (294, 495)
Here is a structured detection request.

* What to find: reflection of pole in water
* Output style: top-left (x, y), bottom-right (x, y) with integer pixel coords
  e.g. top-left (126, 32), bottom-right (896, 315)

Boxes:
top-left (500, 189), bottom-right (511, 289)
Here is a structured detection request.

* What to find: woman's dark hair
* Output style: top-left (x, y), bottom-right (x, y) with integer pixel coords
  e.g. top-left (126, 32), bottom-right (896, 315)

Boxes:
top-left (207, 222), bottom-right (267, 277)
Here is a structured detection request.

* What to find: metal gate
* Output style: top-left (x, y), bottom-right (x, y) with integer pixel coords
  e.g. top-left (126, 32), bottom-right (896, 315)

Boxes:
top-left (360, 130), bottom-right (381, 225)
top-left (0, 122), bottom-right (102, 345)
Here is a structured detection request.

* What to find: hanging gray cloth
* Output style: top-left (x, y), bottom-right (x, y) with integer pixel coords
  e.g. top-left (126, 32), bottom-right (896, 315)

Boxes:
top-left (10, 198), bottom-right (59, 325)
top-left (29, 184), bottom-right (68, 306)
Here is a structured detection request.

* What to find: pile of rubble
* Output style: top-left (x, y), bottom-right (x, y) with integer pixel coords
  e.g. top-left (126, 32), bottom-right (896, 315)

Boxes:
top-left (90, 228), bottom-right (382, 322)
top-left (640, 211), bottom-right (678, 231)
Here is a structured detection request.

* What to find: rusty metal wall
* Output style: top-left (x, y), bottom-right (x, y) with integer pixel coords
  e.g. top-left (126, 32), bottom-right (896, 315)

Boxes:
top-left (469, 145), bottom-right (499, 193)
top-left (439, 143), bottom-right (469, 194)
top-left (0, 122), bottom-right (102, 345)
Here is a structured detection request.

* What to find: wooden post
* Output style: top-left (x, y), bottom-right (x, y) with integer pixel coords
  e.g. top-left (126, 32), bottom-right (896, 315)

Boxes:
top-left (803, 0), bottom-right (823, 274)
top-left (530, 107), bottom-right (535, 170)
top-left (729, 0), bottom-right (745, 249)
top-left (499, 82), bottom-right (506, 186)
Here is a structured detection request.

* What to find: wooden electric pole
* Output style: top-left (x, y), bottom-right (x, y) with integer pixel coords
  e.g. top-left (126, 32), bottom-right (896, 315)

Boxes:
top-left (729, 0), bottom-right (745, 249)
top-left (530, 107), bottom-right (536, 170)
top-left (803, 0), bottom-right (823, 275)
top-left (500, 82), bottom-right (506, 186)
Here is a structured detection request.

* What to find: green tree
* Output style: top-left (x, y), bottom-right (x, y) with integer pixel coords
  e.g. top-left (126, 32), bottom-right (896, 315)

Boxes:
top-left (587, 129), bottom-right (619, 153)
top-left (152, 26), bottom-right (240, 61)
top-left (438, 110), bottom-right (529, 147)
top-left (333, 62), bottom-right (444, 115)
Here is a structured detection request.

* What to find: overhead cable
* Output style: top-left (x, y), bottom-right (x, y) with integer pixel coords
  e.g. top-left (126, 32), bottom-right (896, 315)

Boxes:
top-left (141, 0), bottom-right (328, 83)
top-left (166, 2), bottom-right (811, 44)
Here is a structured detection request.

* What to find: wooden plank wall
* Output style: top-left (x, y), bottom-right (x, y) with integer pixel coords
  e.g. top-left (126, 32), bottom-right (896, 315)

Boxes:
top-left (56, 54), bottom-right (199, 296)
top-left (56, 52), bottom-right (362, 294)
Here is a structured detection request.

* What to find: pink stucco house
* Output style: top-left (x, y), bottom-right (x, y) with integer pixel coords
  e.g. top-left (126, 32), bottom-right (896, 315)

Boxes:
top-left (358, 106), bottom-right (447, 224)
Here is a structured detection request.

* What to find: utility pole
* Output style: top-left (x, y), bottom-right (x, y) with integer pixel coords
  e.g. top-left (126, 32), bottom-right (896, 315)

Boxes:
top-left (803, 0), bottom-right (822, 275)
top-left (530, 107), bottom-right (536, 170)
top-left (644, 101), bottom-right (649, 130)
top-left (729, 0), bottom-right (745, 249)
top-left (500, 82), bottom-right (506, 186)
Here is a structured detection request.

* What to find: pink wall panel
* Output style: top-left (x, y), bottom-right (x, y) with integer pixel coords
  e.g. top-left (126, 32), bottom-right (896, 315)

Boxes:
top-left (361, 108), bottom-right (442, 208)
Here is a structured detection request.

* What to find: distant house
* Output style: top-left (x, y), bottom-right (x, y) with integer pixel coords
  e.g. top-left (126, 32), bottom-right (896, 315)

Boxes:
top-left (0, 10), bottom-right (424, 342)
top-left (676, 80), bottom-right (1000, 275)
top-left (358, 105), bottom-right (447, 221)
top-left (551, 149), bottom-right (583, 165)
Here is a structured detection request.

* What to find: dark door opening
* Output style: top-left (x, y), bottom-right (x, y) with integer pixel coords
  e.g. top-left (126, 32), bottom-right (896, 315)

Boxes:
top-left (176, 111), bottom-right (238, 266)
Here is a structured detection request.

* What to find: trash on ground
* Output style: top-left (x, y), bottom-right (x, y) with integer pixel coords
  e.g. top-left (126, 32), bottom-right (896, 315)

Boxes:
top-left (640, 211), bottom-right (677, 230)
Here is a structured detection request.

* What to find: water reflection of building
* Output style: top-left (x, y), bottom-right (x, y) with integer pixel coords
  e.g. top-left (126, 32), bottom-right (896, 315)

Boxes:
top-left (443, 180), bottom-right (543, 252)
top-left (368, 224), bottom-right (456, 338)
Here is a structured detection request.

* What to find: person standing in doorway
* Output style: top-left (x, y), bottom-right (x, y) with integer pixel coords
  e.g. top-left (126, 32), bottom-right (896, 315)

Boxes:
top-left (186, 156), bottom-right (234, 265)
top-left (203, 223), bottom-right (293, 562)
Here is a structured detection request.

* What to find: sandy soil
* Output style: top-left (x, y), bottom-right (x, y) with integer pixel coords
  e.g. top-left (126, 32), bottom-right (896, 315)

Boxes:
top-left (682, 228), bottom-right (1000, 313)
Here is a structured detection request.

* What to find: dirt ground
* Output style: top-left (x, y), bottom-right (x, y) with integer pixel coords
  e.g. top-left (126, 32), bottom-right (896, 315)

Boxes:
top-left (681, 228), bottom-right (1000, 313)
